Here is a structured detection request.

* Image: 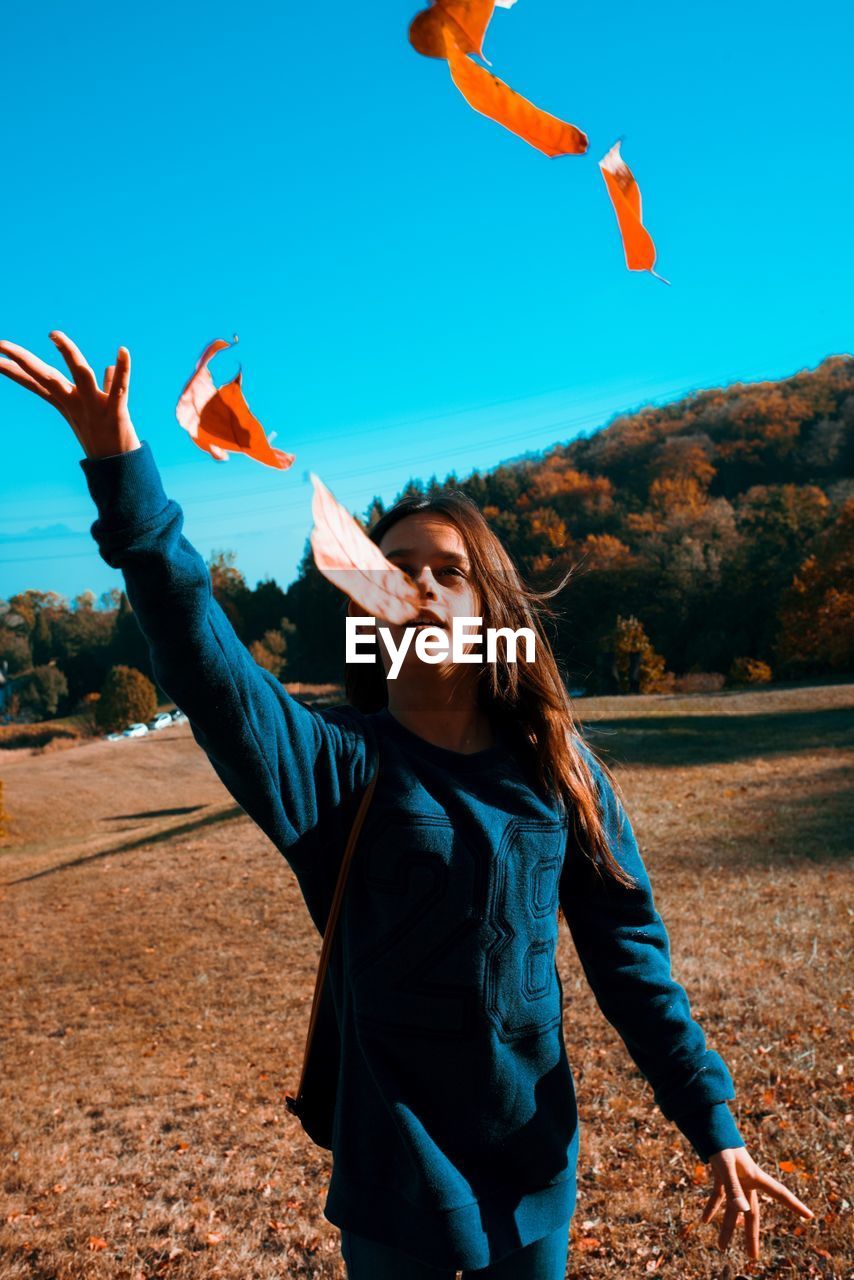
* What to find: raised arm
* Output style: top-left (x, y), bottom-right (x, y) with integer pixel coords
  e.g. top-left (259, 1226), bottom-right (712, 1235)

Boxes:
top-left (0, 333), bottom-right (376, 927)
top-left (80, 441), bottom-right (374, 869)
top-left (559, 743), bottom-right (745, 1163)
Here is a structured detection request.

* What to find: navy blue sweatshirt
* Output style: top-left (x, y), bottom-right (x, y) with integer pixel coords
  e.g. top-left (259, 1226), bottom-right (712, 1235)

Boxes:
top-left (80, 440), bottom-right (744, 1271)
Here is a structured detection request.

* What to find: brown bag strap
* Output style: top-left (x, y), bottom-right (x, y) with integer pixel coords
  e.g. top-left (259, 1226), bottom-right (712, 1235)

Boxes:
top-left (293, 753), bottom-right (380, 1100)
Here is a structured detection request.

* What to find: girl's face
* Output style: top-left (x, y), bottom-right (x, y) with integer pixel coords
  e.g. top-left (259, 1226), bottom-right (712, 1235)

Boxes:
top-left (373, 513), bottom-right (481, 681)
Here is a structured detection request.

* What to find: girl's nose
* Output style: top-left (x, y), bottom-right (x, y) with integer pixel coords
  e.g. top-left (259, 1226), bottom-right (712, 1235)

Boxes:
top-left (411, 565), bottom-right (438, 595)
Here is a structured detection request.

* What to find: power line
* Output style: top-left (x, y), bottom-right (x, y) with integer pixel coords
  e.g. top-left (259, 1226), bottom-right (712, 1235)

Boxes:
top-left (0, 373), bottom-right (699, 525)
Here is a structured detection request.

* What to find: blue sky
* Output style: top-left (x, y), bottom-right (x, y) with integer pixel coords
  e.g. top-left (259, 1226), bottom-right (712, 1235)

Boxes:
top-left (1, 0), bottom-right (851, 603)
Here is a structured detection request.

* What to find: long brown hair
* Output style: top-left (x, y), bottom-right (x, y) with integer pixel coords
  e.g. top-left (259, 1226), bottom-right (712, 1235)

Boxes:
top-left (343, 489), bottom-right (637, 889)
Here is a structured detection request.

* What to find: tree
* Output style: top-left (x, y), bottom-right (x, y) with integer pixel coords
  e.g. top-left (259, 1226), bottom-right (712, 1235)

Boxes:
top-left (50, 606), bottom-right (115, 707)
top-left (31, 608), bottom-right (53, 666)
top-left (110, 590), bottom-right (155, 680)
top-left (363, 495), bottom-right (387, 531)
top-left (73, 589), bottom-right (97, 612)
top-left (249, 619), bottom-right (296, 678)
top-left (0, 632), bottom-right (32, 675)
top-left (281, 541), bottom-right (348, 681)
top-left (605, 614), bottom-right (671, 694)
top-left (207, 548), bottom-right (250, 633)
top-left (5, 590), bottom-right (66, 634)
top-left (99, 587), bottom-right (123, 611)
top-left (240, 577), bottom-right (290, 647)
top-left (774, 499), bottom-right (854, 674)
top-left (95, 665), bottom-right (157, 733)
top-left (727, 657), bottom-right (773, 687)
top-left (17, 664), bottom-right (69, 720)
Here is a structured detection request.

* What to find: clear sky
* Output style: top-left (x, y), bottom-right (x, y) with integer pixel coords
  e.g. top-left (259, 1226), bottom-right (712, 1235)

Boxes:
top-left (1, 0), bottom-right (851, 603)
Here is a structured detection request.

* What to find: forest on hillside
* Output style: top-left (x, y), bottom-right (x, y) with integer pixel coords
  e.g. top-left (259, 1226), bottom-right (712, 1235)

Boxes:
top-left (2, 356), bottom-right (852, 722)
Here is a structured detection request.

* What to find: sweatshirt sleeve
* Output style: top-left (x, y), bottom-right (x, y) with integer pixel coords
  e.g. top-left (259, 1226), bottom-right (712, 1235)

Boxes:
top-left (559, 744), bottom-right (745, 1163)
top-left (79, 440), bottom-right (375, 923)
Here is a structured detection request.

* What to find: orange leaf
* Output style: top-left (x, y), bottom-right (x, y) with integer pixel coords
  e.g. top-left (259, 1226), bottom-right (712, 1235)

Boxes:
top-left (599, 140), bottom-right (669, 283)
top-left (443, 28), bottom-right (587, 156)
top-left (309, 473), bottom-right (422, 625)
top-left (176, 337), bottom-right (296, 471)
top-left (410, 0), bottom-right (498, 59)
top-left (88, 1237), bottom-right (108, 1251)
top-left (576, 1236), bottom-right (601, 1251)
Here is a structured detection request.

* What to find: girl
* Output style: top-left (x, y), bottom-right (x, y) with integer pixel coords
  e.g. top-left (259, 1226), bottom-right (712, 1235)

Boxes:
top-left (0, 332), bottom-right (814, 1279)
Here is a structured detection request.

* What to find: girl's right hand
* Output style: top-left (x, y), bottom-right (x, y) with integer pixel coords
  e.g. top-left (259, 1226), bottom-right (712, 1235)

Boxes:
top-left (0, 330), bottom-right (140, 459)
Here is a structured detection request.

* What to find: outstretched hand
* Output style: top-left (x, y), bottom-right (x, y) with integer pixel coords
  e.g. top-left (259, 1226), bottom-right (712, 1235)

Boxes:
top-left (0, 330), bottom-right (139, 459)
top-left (701, 1146), bottom-right (814, 1260)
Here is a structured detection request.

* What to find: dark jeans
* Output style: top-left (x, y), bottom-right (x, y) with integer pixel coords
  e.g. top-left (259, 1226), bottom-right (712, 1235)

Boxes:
top-left (341, 1218), bottom-right (572, 1279)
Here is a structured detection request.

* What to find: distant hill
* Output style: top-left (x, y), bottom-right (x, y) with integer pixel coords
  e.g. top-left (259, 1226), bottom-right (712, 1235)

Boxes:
top-left (282, 355), bottom-right (854, 686)
top-left (2, 357), bottom-right (852, 718)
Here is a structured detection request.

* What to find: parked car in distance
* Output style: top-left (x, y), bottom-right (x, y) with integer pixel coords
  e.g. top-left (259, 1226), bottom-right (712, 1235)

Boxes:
top-left (171, 709), bottom-right (188, 724)
top-left (105, 731), bottom-right (124, 741)
top-left (122, 722), bottom-right (149, 738)
top-left (148, 712), bottom-right (174, 731)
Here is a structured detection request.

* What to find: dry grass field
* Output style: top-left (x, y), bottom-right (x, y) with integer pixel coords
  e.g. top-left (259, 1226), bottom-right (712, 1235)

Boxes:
top-left (1, 681), bottom-right (852, 1279)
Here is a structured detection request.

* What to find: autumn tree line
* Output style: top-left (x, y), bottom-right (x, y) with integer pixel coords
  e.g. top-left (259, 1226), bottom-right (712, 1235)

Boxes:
top-left (1, 355), bottom-right (852, 725)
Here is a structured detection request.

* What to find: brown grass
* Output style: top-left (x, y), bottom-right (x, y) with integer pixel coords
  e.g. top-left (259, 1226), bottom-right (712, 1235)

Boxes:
top-left (1, 682), bottom-right (852, 1279)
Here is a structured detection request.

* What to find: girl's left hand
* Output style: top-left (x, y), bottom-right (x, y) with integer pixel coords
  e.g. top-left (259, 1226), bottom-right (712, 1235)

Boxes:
top-left (701, 1146), bottom-right (815, 1260)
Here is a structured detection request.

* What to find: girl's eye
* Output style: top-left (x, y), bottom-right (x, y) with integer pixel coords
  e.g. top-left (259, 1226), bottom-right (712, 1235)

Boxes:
top-left (395, 564), bottom-right (463, 577)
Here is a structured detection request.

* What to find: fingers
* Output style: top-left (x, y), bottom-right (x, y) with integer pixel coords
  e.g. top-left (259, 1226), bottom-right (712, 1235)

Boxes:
top-left (107, 346), bottom-right (131, 407)
top-left (752, 1169), bottom-right (815, 1219)
top-left (716, 1197), bottom-right (742, 1252)
top-left (744, 1185), bottom-right (760, 1260)
top-left (49, 331), bottom-right (99, 396)
top-left (103, 364), bottom-right (115, 395)
top-left (699, 1183), bottom-right (725, 1224)
top-left (0, 339), bottom-right (74, 395)
top-left (719, 1160), bottom-right (751, 1214)
top-left (0, 357), bottom-right (56, 403)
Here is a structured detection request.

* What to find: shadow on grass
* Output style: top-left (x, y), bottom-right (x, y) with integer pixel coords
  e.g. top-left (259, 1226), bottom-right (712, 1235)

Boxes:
top-left (762, 758), bottom-right (854, 864)
top-left (582, 705), bottom-right (854, 768)
top-left (5, 803), bottom-right (245, 887)
top-left (104, 805), bottom-right (207, 820)
top-left (584, 707), bottom-right (853, 867)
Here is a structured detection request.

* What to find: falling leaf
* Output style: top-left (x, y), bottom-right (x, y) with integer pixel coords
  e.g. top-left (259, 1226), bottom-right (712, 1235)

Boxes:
top-left (443, 28), bottom-right (588, 156)
top-left (309, 473), bottom-right (422, 625)
top-left (599, 140), bottom-right (670, 283)
top-left (176, 337), bottom-right (296, 470)
top-left (409, 2), bottom-right (586, 156)
top-left (410, 0), bottom-right (521, 61)
top-left (410, 0), bottom-right (498, 59)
